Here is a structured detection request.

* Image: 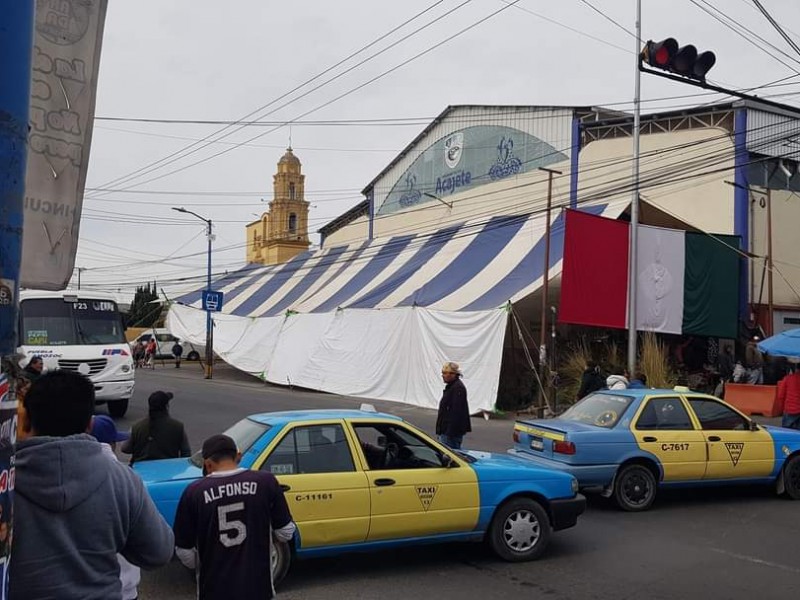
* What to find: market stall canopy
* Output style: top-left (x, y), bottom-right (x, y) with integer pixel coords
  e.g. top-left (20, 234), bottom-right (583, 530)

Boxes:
top-left (758, 328), bottom-right (800, 360)
top-left (177, 201), bottom-right (627, 317)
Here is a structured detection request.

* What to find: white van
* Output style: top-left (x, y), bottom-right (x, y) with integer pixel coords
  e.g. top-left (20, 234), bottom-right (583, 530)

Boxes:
top-left (131, 328), bottom-right (203, 361)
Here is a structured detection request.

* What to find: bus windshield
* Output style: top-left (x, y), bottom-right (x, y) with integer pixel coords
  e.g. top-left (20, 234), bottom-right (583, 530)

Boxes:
top-left (20, 298), bottom-right (126, 346)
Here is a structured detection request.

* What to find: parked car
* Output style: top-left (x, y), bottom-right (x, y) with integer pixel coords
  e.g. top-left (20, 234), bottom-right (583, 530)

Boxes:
top-left (510, 386), bottom-right (800, 511)
top-left (130, 328), bottom-right (203, 361)
top-left (135, 407), bottom-right (586, 584)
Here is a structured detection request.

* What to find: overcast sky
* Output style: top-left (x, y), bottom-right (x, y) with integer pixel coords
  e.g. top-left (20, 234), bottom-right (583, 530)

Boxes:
top-left (74, 0), bottom-right (800, 300)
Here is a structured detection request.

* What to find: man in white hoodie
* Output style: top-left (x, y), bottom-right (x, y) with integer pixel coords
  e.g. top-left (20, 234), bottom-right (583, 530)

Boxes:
top-left (90, 415), bottom-right (142, 600)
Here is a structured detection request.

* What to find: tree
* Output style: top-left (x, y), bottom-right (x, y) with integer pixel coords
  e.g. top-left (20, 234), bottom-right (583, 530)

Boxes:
top-left (128, 282), bottom-right (161, 328)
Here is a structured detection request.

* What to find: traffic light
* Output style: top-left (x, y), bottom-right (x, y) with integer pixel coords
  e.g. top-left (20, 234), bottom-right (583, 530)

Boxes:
top-left (641, 38), bottom-right (716, 81)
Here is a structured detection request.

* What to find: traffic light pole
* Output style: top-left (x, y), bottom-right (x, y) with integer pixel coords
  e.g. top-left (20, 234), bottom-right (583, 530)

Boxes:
top-left (639, 64), bottom-right (800, 118)
top-left (627, 0), bottom-right (642, 377)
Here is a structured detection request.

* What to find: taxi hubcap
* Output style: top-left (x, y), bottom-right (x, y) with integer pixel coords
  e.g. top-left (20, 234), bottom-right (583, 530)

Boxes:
top-left (623, 472), bottom-right (651, 505)
top-left (503, 509), bottom-right (540, 552)
top-left (270, 543), bottom-right (278, 576)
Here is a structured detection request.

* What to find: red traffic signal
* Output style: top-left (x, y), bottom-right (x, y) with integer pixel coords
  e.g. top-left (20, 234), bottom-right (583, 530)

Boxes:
top-left (641, 38), bottom-right (716, 81)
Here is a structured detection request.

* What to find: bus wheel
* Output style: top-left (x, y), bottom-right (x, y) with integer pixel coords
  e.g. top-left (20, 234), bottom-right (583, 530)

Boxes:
top-left (108, 399), bottom-right (129, 418)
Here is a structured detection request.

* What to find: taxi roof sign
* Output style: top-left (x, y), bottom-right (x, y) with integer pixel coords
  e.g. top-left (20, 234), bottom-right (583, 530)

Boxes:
top-left (360, 403), bottom-right (377, 413)
top-left (673, 386), bottom-right (690, 392)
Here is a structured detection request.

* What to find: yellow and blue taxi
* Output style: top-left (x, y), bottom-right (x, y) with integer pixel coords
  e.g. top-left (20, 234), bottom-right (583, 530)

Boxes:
top-left (136, 407), bottom-right (585, 582)
top-left (511, 387), bottom-right (800, 511)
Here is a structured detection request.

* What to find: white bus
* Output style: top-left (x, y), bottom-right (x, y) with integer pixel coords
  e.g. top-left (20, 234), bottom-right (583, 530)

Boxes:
top-left (18, 290), bottom-right (135, 417)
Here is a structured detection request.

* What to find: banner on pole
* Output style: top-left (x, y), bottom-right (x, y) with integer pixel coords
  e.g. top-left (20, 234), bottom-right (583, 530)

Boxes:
top-left (21, 0), bottom-right (108, 290)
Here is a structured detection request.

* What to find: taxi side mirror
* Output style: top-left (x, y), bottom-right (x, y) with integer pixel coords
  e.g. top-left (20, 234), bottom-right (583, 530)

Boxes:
top-left (440, 453), bottom-right (457, 468)
top-left (749, 421), bottom-right (759, 432)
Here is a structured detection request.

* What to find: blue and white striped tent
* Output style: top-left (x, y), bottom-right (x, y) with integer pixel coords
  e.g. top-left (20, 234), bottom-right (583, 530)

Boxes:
top-left (169, 201), bottom-right (625, 412)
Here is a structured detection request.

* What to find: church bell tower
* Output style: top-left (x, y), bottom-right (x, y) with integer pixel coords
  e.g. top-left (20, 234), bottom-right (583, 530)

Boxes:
top-left (245, 147), bottom-right (311, 265)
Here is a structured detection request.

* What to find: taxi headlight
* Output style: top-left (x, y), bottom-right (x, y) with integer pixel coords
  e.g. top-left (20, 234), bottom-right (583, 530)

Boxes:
top-left (571, 477), bottom-right (579, 494)
top-left (121, 364), bottom-right (131, 373)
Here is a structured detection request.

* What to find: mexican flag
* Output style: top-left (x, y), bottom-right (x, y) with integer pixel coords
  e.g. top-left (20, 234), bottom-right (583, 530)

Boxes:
top-left (559, 209), bottom-right (740, 339)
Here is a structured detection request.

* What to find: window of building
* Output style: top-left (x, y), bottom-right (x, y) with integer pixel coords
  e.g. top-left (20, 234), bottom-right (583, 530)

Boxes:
top-left (260, 424), bottom-right (354, 475)
top-left (289, 182), bottom-right (296, 201)
top-left (635, 397), bottom-right (694, 430)
top-left (288, 213), bottom-right (297, 234)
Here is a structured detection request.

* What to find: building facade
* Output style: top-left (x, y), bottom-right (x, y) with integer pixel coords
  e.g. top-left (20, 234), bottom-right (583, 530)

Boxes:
top-left (246, 147), bottom-right (311, 265)
top-left (319, 102), bottom-right (800, 337)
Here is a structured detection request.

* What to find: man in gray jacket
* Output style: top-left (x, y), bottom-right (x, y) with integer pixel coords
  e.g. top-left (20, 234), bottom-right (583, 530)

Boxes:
top-left (11, 370), bottom-right (175, 599)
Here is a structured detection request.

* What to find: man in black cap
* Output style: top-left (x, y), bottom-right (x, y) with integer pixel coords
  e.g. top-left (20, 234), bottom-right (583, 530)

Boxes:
top-left (122, 390), bottom-right (191, 465)
top-left (173, 434), bottom-right (296, 600)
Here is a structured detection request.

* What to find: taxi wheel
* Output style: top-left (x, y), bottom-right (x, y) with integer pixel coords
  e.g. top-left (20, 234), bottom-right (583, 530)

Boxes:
top-left (488, 498), bottom-right (552, 562)
top-left (783, 456), bottom-right (800, 500)
top-left (613, 464), bottom-right (657, 512)
top-left (272, 541), bottom-right (291, 587)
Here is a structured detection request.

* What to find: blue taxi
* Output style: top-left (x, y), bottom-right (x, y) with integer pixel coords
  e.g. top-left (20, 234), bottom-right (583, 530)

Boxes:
top-left (136, 407), bottom-right (585, 582)
top-left (511, 387), bottom-right (800, 511)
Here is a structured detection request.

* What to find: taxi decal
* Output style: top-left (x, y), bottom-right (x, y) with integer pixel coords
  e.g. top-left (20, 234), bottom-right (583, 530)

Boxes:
top-left (513, 424), bottom-right (566, 441)
top-left (415, 485), bottom-right (437, 511)
top-left (725, 443), bottom-right (744, 467)
top-left (295, 493), bottom-right (334, 502)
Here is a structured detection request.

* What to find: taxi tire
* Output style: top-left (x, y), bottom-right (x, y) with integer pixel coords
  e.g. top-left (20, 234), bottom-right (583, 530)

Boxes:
top-left (783, 455), bottom-right (800, 500)
top-left (613, 464), bottom-right (657, 512)
top-left (272, 541), bottom-right (291, 587)
top-left (107, 399), bottom-right (129, 419)
top-left (487, 498), bottom-right (552, 562)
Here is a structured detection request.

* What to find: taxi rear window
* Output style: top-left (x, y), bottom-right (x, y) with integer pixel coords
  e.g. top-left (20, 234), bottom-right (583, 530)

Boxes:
top-left (559, 393), bottom-right (634, 429)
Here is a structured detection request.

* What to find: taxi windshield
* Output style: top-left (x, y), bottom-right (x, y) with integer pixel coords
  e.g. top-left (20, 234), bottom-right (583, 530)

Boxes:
top-left (190, 418), bottom-right (269, 467)
top-left (559, 393), bottom-right (634, 429)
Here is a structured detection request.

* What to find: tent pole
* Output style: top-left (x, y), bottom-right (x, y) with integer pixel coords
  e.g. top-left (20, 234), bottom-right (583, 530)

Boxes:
top-left (539, 167), bottom-right (561, 414)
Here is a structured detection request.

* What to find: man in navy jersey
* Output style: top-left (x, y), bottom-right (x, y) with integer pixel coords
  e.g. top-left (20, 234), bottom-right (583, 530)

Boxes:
top-left (173, 434), bottom-right (296, 599)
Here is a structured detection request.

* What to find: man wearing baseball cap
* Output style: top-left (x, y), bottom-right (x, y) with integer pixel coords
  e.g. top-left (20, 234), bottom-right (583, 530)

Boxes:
top-left (173, 434), bottom-right (296, 599)
top-left (91, 415), bottom-right (141, 600)
top-left (122, 390), bottom-right (191, 465)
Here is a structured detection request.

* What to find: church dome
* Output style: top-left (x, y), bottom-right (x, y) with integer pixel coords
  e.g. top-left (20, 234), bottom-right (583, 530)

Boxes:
top-left (278, 147), bottom-right (301, 171)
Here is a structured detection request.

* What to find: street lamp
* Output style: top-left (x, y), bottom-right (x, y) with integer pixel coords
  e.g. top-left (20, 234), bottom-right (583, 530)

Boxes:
top-left (172, 207), bottom-right (215, 379)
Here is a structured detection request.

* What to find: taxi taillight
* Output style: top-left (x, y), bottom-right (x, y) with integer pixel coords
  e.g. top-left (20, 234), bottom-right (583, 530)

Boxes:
top-left (553, 440), bottom-right (576, 455)
top-left (513, 430), bottom-right (520, 443)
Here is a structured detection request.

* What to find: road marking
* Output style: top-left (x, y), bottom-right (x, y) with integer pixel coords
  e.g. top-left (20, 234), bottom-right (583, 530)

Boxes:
top-left (709, 548), bottom-right (800, 575)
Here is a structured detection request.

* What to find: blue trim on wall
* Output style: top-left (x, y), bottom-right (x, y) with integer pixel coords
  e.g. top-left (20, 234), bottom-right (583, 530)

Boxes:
top-left (367, 188), bottom-right (374, 240)
top-left (569, 116), bottom-right (580, 208)
top-left (734, 108), bottom-right (749, 320)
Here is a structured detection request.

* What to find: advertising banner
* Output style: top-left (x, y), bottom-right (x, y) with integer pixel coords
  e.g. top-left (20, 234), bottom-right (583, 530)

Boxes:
top-left (21, 0), bottom-right (108, 290)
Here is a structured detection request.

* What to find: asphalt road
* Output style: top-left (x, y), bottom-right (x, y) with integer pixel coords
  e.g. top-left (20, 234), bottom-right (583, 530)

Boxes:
top-left (110, 364), bottom-right (800, 600)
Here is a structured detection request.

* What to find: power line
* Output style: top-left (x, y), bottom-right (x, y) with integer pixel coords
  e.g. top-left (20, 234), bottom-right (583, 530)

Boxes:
top-left (89, 0), bottom-right (473, 195)
top-left (750, 0), bottom-right (800, 58)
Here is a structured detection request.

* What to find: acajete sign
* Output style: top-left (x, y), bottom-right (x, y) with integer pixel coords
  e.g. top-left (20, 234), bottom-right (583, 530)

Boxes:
top-left (377, 125), bottom-right (567, 215)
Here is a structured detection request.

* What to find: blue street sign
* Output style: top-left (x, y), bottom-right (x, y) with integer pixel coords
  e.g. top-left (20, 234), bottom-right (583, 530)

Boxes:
top-left (202, 290), bottom-right (224, 312)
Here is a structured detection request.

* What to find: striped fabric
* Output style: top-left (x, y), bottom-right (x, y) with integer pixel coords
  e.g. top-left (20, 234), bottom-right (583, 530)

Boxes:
top-left (177, 202), bottom-right (626, 317)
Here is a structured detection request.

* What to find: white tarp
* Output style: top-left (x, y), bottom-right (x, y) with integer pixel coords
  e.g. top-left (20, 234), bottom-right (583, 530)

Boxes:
top-left (22, 0), bottom-right (108, 289)
top-left (167, 304), bottom-right (507, 413)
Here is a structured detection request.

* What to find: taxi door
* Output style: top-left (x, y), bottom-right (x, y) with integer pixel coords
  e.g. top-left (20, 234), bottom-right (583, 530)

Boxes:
top-left (253, 421), bottom-right (370, 547)
top-left (685, 397), bottom-right (775, 480)
top-left (348, 420), bottom-right (480, 541)
top-left (630, 395), bottom-right (707, 481)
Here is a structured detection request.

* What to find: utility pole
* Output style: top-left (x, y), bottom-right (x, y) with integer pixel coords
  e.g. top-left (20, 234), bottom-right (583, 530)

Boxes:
top-left (172, 207), bottom-right (215, 379)
top-left (539, 166), bottom-right (561, 414)
top-left (627, 0), bottom-right (643, 376)
top-left (725, 180), bottom-right (773, 336)
top-left (767, 186), bottom-right (773, 336)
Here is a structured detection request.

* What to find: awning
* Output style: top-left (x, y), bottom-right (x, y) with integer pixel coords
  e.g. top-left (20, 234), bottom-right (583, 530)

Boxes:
top-left (178, 200), bottom-right (628, 317)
